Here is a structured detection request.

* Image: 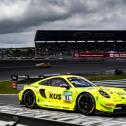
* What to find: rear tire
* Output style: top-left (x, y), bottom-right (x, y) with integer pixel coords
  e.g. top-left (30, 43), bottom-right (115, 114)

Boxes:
top-left (77, 93), bottom-right (95, 115)
top-left (23, 90), bottom-right (36, 108)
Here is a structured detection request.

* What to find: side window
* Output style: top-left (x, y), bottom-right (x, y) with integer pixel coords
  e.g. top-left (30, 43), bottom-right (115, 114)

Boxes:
top-left (51, 78), bottom-right (68, 87)
top-left (39, 79), bottom-right (50, 86)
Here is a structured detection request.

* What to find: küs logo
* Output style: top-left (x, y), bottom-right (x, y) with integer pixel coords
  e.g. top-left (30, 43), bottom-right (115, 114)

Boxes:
top-left (49, 93), bottom-right (61, 100)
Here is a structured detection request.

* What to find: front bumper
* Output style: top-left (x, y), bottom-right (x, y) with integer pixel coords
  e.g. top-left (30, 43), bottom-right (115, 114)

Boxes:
top-left (96, 97), bottom-right (126, 114)
top-left (113, 104), bottom-right (126, 114)
top-left (97, 104), bottom-right (126, 115)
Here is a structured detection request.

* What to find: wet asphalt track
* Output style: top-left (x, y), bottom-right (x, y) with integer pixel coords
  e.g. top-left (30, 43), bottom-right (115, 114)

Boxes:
top-left (0, 95), bottom-right (18, 106)
top-left (0, 60), bottom-right (126, 80)
top-left (1, 93), bottom-right (126, 126)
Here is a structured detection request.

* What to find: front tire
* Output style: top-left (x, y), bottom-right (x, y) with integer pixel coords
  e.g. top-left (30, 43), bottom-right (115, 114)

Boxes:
top-left (77, 93), bottom-right (95, 115)
top-left (23, 90), bottom-right (36, 108)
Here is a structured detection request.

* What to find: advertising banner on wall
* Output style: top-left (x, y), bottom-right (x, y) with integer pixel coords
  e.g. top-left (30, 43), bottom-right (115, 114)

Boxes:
top-left (74, 52), bottom-right (126, 58)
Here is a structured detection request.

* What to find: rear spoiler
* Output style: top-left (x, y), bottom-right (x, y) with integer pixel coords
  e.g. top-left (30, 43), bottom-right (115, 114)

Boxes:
top-left (11, 73), bottom-right (63, 80)
top-left (10, 73), bottom-right (63, 85)
top-left (11, 75), bottom-right (42, 81)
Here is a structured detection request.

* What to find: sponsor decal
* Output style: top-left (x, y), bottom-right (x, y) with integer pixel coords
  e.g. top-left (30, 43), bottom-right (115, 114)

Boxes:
top-left (110, 53), bottom-right (126, 58)
top-left (49, 93), bottom-right (61, 100)
top-left (116, 92), bottom-right (126, 96)
top-left (63, 91), bottom-right (72, 102)
top-left (75, 52), bottom-right (126, 58)
top-left (84, 87), bottom-right (94, 90)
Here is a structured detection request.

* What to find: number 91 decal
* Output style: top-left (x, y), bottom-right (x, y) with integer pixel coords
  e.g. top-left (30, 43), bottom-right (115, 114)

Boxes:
top-left (63, 91), bottom-right (72, 102)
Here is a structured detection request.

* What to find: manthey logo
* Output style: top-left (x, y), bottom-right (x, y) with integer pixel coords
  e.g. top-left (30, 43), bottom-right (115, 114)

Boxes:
top-left (49, 93), bottom-right (61, 100)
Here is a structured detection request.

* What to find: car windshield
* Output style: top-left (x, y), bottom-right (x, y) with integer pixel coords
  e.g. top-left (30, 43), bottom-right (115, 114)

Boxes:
top-left (68, 77), bottom-right (95, 87)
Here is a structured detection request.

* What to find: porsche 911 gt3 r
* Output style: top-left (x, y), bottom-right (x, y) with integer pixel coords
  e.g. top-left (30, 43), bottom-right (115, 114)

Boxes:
top-left (18, 75), bottom-right (126, 115)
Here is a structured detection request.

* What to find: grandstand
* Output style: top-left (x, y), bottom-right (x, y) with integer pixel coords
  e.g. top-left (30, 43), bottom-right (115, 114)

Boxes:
top-left (34, 30), bottom-right (126, 59)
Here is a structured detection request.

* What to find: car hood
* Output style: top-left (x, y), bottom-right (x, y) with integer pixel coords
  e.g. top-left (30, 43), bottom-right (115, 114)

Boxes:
top-left (98, 86), bottom-right (126, 98)
top-left (78, 86), bottom-right (126, 100)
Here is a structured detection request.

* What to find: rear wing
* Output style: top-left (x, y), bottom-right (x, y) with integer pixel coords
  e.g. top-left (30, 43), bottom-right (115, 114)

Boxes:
top-left (11, 75), bottom-right (43, 85)
top-left (11, 75), bottom-right (44, 90)
top-left (10, 73), bottom-right (80, 90)
top-left (11, 73), bottom-right (61, 85)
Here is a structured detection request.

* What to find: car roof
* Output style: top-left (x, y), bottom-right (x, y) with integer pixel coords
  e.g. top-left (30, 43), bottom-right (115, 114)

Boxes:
top-left (46, 74), bottom-right (85, 79)
top-left (35, 74), bottom-right (93, 85)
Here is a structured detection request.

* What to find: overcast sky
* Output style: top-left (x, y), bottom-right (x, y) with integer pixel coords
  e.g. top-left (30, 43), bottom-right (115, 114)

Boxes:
top-left (0, 0), bottom-right (126, 48)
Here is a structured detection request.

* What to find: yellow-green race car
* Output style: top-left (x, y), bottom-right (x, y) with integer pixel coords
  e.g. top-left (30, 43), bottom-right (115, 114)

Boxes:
top-left (18, 74), bottom-right (126, 115)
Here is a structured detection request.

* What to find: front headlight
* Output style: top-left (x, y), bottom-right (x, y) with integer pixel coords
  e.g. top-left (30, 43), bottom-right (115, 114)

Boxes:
top-left (99, 90), bottom-right (110, 98)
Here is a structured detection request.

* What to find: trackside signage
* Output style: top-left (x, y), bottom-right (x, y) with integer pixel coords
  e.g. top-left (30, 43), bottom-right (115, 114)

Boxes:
top-left (75, 52), bottom-right (126, 58)
top-left (109, 53), bottom-right (126, 58)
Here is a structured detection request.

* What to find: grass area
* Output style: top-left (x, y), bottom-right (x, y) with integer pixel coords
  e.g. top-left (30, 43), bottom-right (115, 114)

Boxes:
top-left (0, 80), bottom-right (19, 94)
top-left (85, 74), bottom-right (126, 81)
top-left (0, 74), bottom-right (126, 94)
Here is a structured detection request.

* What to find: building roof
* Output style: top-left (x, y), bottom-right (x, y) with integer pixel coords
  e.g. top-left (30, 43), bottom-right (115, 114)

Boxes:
top-left (34, 30), bottom-right (126, 42)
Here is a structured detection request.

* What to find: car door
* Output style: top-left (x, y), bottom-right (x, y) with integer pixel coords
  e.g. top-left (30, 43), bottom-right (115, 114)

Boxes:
top-left (37, 79), bottom-right (53, 107)
top-left (46, 77), bottom-right (77, 110)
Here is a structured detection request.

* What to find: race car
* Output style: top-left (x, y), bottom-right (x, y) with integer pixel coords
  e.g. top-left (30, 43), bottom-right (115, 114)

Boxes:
top-left (18, 74), bottom-right (126, 115)
top-left (35, 63), bottom-right (50, 68)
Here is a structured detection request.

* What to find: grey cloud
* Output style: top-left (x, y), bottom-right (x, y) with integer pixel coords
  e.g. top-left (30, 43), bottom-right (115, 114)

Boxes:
top-left (1, 0), bottom-right (125, 34)
top-left (0, 0), bottom-right (71, 34)
top-left (0, 0), bottom-right (126, 47)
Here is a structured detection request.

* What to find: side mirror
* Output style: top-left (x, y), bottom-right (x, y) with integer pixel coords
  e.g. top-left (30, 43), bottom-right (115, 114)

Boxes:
top-left (65, 85), bottom-right (70, 90)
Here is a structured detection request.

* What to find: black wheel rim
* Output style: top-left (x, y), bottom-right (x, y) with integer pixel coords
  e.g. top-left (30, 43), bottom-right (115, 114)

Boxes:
top-left (78, 95), bottom-right (94, 114)
top-left (24, 91), bottom-right (35, 107)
